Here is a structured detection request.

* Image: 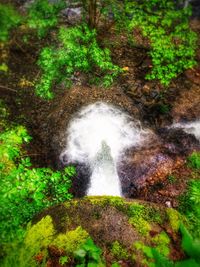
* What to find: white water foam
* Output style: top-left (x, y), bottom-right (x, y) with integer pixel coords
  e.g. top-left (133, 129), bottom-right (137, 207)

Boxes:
top-left (172, 120), bottom-right (200, 142)
top-left (60, 102), bottom-right (150, 196)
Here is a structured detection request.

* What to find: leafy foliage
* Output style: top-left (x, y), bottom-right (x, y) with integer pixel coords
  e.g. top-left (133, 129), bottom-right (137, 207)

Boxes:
top-left (36, 24), bottom-right (121, 99)
top-left (179, 178), bottom-right (200, 238)
top-left (0, 3), bottom-right (21, 42)
top-left (0, 125), bottom-right (75, 243)
top-left (134, 225), bottom-right (200, 267)
top-left (187, 152), bottom-right (200, 170)
top-left (151, 224), bottom-right (200, 267)
top-left (152, 248), bottom-right (199, 267)
top-left (74, 238), bottom-right (105, 267)
top-left (180, 224), bottom-right (200, 262)
top-left (27, 0), bottom-right (66, 38)
top-left (128, 0), bottom-right (197, 85)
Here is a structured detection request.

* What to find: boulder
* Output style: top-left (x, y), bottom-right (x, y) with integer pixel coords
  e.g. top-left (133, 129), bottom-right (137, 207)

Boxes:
top-left (5, 197), bottom-right (185, 267)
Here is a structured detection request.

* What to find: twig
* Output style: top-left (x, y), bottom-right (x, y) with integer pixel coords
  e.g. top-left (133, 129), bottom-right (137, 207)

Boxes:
top-left (0, 85), bottom-right (17, 92)
top-left (13, 40), bottom-right (35, 62)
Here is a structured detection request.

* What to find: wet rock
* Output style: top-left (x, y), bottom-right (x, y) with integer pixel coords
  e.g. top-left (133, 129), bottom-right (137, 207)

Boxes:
top-left (118, 144), bottom-right (175, 197)
top-left (171, 85), bottom-right (200, 122)
top-left (157, 127), bottom-right (200, 155)
top-left (117, 125), bottom-right (199, 198)
top-left (61, 7), bottom-right (82, 24)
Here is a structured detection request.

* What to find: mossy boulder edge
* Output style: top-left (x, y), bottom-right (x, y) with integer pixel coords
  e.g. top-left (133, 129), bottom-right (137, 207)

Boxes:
top-left (4, 197), bottom-right (185, 266)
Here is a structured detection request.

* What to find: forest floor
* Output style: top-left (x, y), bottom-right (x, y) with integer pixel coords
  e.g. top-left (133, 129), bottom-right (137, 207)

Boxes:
top-left (0, 11), bottom-right (200, 208)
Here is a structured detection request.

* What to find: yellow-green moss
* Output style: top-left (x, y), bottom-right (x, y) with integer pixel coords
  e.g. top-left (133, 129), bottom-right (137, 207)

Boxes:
top-left (110, 241), bottom-right (129, 260)
top-left (3, 216), bottom-right (55, 267)
top-left (64, 199), bottom-right (79, 208)
top-left (128, 203), bottom-right (151, 236)
top-left (152, 231), bottom-right (170, 257)
top-left (166, 208), bottom-right (181, 232)
top-left (129, 217), bottom-right (151, 236)
top-left (86, 196), bottom-right (123, 207)
top-left (52, 226), bottom-right (89, 255)
top-left (25, 215), bottom-right (55, 256)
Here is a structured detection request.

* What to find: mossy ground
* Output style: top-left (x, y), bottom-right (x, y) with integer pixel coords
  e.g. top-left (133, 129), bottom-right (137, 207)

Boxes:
top-left (2, 196), bottom-right (186, 267)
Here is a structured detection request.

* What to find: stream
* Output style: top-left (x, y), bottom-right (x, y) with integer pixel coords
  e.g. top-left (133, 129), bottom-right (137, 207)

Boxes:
top-left (60, 102), bottom-right (200, 197)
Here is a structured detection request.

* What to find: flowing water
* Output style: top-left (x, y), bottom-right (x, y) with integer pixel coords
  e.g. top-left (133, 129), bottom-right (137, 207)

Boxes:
top-left (60, 102), bottom-right (150, 196)
top-left (172, 120), bottom-right (200, 142)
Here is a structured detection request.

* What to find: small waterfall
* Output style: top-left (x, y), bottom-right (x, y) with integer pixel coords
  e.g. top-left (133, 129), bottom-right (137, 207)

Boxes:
top-left (172, 120), bottom-right (200, 142)
top-left (87, 141), bottom-right (121, 196)
top-left (60, 102), bottom-right (150, 196)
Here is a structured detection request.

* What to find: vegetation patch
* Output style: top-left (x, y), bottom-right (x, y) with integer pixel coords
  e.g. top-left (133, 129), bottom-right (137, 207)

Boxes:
top-left (110, 241), bottom-right (129, 260)
top-left (166, 208), bottom-right (181, 232)
top-left (52, 226), bottom-right (89, 256)
top-left (0, 3), bottom-right (21, 42)
top-left (36, 24), bottom-right (121, 99)
top-left (187, 152), bottom-right (200, 170)
top-left (128, 0), bottom-right (197, 86)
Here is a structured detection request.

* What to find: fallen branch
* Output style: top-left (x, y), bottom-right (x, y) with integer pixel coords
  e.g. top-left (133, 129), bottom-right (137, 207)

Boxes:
top-left (0, 85), bottom-right (17, 92)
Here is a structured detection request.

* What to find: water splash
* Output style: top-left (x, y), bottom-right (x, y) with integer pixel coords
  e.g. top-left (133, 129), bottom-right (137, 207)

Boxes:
top-left (172, 120), bottom-right (200, 142)
top-left (60, 102), bottom-right (150, 196)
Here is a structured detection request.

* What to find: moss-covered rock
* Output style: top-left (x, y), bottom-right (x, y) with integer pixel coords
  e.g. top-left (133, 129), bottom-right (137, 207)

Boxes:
top-left (3, 196), bottom-right (185, 266)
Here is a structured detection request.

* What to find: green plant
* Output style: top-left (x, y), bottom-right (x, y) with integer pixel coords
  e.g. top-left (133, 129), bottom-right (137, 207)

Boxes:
top-left (187, 152), bottom-right (200, 170)
top-left (167, 175), bottom-right (176, 184)
top-left (152, 248), bottom-right (199, 267)
top-left (180, 224), bottom-right (200, 262)
top-left (0, 3), bottom-right (21, 42)
top-left (187, 180), bottom-right (200, 206)
top-left (2, 215), bottom-right (55, 267)
top-left (36, 23), bottom-right (121, 99)
top-left (53, 226), bottom-right (89, 255)
top-left (151, 224), bottom-right (200, 267)
top-left (128, 0), bottom-right (197, 86)
top-left (59, 256), bottom-right (69, 266)
top-left (0, 63), bottom-right (8, 72)
top-left (159, 104), bottom-right (171, 115)
top-left (179, 178), bottom-right (200, 235)
top-left (27, 0), bottom-right (66, 38)
top-left (111, 241), bottom-right (129, 260)
top-left (74, 238), bottom-right (105, 267)
top-left (152, 231), bottom-right (170, 257)
top-left (0, 125), bottom-right (75, 243)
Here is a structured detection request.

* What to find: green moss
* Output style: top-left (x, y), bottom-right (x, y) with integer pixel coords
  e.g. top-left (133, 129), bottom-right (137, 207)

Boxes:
top-left (146, 206), bottom-right (162, 224)
top-left (166, 208), bottom-right (181, 232)
top-left (52, 226), bottom-right (89, 255)
top-left (86, 197), bottom-right (164, 237)
top-left (87, 196), bottom-right (122, 206)
top-left (111, 241), bottom-right (129, 260)
top-left (25, 215), bottom-right (55, 256)
top-left (129, 217), bottom-right (151, 236)
top-left (3, 216), bottom-right (55, 267)
top-left (134, 241), bottom-right (156, 267)
top-left (128, 203), bottom-right (151, 236)
top-left (152, 231), bottom-right (170, 257)
top-left (134, 231), bottom-right (171, 266)
top-left (134, 241), bottom-right (153, 258)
